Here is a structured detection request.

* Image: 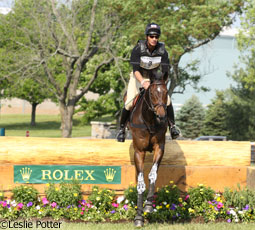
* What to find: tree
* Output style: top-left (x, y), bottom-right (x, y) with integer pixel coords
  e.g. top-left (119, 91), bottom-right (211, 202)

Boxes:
top-left (201, 59), bottom-right (255, 141)
top-left (222, 0), bottom-right (255, 141)
top-left (5, 78), bottom-right (55, 126)
top-left (76, 36), bottom-right (132, 124)
top-left (225, 92), bottom-right (255, 141)
top-left (235, 0), bottom-right (255, 91)
top-left (176, 95), bottom-right (205, 139)
top-left (76, 62), bottom-right (130, 124)
top-left (0, 7), bottom-right (57, 126)
top-left (0, 0), bottom-right (121, 137)
top-left (201, 91), bottom-right (230, 137)
top-left (113, 0), bottom-right (244, 95)
top-left (225, 62), bottom-right (255, 141)
top-left (77, 0), bottom-right (244, 123)
top-left (0, 0), bottom-right (244, 137)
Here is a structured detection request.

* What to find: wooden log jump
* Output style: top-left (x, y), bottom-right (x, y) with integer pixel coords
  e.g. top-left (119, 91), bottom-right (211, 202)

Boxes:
top-left (0, 137), bottom-right (251, 196)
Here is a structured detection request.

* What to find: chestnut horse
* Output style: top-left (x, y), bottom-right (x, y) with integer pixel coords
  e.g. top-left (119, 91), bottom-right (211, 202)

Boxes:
top-left (128, 70), bottom-right (168, 227)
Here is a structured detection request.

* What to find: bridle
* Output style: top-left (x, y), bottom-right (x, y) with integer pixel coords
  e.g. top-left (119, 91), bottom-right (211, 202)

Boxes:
top-left (129, 80), bottom-right (168, 133)
top-left (143, 81), bottom-right (167, 118)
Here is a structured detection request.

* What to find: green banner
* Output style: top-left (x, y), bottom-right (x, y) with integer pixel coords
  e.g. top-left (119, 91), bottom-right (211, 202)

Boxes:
top-left (14, 165), bottom-right (121, 184)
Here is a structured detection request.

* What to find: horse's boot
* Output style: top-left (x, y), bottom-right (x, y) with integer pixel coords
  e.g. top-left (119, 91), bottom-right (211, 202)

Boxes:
top-left (116, 108), bottom-right (130, 142)
top-left (134, 215), bottom-right (144, 227)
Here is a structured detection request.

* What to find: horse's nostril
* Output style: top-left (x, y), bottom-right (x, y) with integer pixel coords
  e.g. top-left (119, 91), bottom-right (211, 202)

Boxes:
top-left (157, 114), bottom-right (166, 122)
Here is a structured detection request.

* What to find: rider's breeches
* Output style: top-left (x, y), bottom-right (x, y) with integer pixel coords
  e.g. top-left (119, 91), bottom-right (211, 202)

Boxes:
top-left (125, 72), bottom-right (171, 110)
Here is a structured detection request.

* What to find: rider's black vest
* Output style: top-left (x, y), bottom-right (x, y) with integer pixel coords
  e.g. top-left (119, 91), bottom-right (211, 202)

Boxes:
top-left (136, 40), bottom-right (166, 78)
top-left (138, 40), bottom-right (165, 57)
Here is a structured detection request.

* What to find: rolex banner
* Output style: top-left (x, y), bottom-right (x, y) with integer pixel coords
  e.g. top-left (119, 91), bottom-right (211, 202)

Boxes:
top-left (14, 165), bottom-right (121, 184)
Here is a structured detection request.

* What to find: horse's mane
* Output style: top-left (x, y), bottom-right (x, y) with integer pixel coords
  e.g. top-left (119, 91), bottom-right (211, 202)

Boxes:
top-left (149, 70), bottom-right (167, 82)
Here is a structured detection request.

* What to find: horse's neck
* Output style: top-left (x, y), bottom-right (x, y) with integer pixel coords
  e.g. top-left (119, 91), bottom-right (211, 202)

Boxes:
top-left (131, 91), bottom-right (154, 125)
top-left (141, 91), bottom-right (155, 124)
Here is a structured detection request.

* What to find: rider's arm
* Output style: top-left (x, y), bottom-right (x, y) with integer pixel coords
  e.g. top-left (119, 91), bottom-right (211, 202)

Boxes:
top-left (133, 70), bottom-right (143, 82)
top-left (134, 71), bottom-right (150, 89)
top-left (130, 44), bottom-right (150, 89)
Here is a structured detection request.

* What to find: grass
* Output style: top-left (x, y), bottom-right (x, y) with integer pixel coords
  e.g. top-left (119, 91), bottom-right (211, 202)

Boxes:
top-left (0, 114), bottom-right (91, 138)
top-left (27, 222), bottom-right (255, 230)
top-left (93, 115), bottom-right (116, 123)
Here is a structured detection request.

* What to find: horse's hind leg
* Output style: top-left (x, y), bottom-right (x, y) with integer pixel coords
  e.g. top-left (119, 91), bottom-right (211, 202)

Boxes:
top-left (134, 150), bottom-right (146, 227)
top-left (144, 144), bottom-right (164, 213)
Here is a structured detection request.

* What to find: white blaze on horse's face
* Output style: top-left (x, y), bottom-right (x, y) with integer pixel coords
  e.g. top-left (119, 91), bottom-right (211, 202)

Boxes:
top-left (150, 83), bottom-right (167, 121)
top-left (151, 83), bottom-right (167, 104)
top-left (137, 173), bottom-right (146, 194)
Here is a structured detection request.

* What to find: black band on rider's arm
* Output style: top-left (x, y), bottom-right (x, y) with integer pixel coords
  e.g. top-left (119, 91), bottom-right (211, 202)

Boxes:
top-left (130, 44), bottom-right (141, 73)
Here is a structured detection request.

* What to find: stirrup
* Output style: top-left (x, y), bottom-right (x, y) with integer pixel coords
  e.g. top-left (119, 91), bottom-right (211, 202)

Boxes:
top-left (170, 125), bottom-right (180, 139)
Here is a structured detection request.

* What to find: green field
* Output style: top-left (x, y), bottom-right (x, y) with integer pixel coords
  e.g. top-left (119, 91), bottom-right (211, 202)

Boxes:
top-left (0, 114), bottom-right (91, 138)
top-left (67, 222), bottom-right (255, 230)
top-left (13, 221), bottom-right (255, 230)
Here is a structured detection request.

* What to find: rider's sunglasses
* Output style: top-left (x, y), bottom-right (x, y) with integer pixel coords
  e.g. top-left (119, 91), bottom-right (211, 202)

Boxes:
top-left (149, 35), bottom-right (159, 39)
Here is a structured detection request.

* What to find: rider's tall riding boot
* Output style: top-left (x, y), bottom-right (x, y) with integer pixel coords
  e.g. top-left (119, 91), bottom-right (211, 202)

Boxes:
top-left (167, 103), bottom-right (180, 139)
top-left (116, 108), bottom-right (130, 142)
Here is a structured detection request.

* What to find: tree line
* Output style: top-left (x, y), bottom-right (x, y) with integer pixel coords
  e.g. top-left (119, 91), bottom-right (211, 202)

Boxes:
top-left (176, 0), bottom-right (255, 142)
top-left (176, 81), bottom-right (255, 141)
top-left (0, 0), bottom-right (245, 138)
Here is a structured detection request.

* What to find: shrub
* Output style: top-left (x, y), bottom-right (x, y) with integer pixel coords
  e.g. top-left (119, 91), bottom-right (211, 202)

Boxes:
top-left (145, 181), bottom-right (190, 223)
top-left (0, 191), bottom-right (4, 201)
top-left (223, 185), bottom-right (255, 210)
top-left (88, 186), bottom-right (116, 212)
top-left (11, 185), bottom-right (39, 205)
top-left (2, 182), bottom-right (255, 223)
top-left (156, 181), bottom-right (181, 205)
top-left (45, 181), bottom-right (82, 207)
top-left (188, 184), bottom-right (215, 215)
top-left (123, 185), bottom-right (148, 208)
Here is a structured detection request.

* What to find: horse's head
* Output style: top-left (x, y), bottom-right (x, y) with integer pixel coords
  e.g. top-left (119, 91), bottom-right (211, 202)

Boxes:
top-left (145, 70), bottom-right (168, 124)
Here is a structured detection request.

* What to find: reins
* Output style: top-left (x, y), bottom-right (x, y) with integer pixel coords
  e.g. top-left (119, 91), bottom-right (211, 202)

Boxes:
top-left (143, 82), bottom-right (167, 116)
top-left (129, 81), bottom-right (168, 134)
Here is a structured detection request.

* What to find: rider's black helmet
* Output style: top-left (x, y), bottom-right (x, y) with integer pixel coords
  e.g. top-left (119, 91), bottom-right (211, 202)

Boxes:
top-left (145, 23), bottom-right (161, 36)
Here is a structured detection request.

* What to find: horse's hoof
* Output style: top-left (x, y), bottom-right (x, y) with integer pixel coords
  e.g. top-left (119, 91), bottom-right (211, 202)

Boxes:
top-left (134, 216), bottom-right (144, 227)
top-left (143, 204), bottom-right (153, 213)
top-left (134, 220), bottom-right (144, 227)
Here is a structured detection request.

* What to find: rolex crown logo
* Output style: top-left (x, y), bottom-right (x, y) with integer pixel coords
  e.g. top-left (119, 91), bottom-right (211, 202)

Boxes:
top-left (20, 167), bottom-right (32, 182)
top-left (104, 168), bottom-right (116, 182)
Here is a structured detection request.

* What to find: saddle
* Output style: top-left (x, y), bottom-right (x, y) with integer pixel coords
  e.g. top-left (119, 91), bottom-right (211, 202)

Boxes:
top-left (128, 89), bottom-right (156, 132)
top-left (123, 88), bottom-right (145, 112)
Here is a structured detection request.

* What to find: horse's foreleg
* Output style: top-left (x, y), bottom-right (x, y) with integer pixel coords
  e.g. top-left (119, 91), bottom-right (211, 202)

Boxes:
top-left (134, 150), bottom-right (146, 227)
top-left (137, 172), bottom-right (146, 214)
top-left (144, 163), bottom-right (158, 213)
top-left (144, 144), bottom-right (164, 213)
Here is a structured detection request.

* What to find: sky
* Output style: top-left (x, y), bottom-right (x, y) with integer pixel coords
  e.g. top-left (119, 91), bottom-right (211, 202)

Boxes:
top-left (172, 35), bottom-right (241, 106)
top-left (0, 0), bottom-right (12, 8)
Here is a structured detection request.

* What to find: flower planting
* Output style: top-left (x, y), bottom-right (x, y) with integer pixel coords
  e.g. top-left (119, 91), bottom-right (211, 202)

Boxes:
top-left (1, 182), bottom-right (255, 223)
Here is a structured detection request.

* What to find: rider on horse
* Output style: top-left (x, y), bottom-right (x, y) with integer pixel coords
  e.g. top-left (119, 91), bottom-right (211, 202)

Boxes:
top-left (116, 23), bottom-right (180, 142)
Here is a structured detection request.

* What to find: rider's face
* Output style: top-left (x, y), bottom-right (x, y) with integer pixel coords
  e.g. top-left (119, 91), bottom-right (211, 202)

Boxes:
top-left (147, 34), bottom-right (159, 47)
